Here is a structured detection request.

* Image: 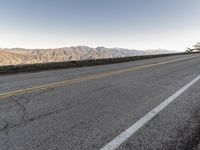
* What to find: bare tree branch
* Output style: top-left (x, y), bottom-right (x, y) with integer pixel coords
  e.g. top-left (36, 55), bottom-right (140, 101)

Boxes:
top-left (186, 42), bottom-right (200, 52)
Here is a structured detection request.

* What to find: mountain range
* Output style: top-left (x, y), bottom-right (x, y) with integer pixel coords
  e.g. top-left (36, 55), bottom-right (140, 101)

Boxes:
top-left (0, 46), bottom-right (176, 66)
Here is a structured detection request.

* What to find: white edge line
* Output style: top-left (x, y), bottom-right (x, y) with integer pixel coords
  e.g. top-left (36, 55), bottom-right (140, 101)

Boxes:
top-left (100, 74), bottom-right (200, 150)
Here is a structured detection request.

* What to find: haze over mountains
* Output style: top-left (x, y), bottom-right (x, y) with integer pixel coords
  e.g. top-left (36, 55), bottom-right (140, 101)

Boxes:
top-left (0, 46), bottom-right (176, 66)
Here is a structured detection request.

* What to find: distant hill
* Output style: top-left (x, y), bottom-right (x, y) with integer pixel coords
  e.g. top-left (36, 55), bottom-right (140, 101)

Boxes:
top-left (0, 46), bottom-right (176, 66)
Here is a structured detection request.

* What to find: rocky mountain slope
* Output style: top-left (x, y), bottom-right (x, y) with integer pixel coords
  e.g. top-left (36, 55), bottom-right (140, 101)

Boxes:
top-left (0, 46), bottom-right (175, 66)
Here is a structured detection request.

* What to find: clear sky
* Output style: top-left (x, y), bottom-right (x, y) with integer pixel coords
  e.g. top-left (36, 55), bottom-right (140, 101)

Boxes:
top-left (0, 0), bottom-right (200, 51)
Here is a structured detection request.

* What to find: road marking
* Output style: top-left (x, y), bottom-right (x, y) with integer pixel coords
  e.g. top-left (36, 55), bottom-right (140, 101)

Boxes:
top-left (0, 55), bottom-right (199, 99)
top-left (100, 74), bottom-right (200, 150)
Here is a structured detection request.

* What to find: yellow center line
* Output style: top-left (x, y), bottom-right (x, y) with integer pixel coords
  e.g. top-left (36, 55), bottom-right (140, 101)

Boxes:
top-left (0, 55), bottom-right (199, 99)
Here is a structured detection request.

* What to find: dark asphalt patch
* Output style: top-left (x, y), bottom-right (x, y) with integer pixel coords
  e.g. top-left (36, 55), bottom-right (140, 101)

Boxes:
top-left (183, 109), bottom-right (200, 150)
top-left (166, 107), bottom-right (200, 150)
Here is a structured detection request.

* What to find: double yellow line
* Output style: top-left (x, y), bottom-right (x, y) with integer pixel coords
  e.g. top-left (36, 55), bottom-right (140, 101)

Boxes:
top-left (0, 55), bottom-right (199, 99)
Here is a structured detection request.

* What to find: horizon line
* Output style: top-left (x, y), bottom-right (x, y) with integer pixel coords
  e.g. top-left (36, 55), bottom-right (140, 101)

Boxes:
top-left (0, 45), bottom-right (179, 51)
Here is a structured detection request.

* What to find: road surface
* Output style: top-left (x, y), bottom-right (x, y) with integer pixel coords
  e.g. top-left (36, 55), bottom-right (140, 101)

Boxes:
top-left (0, 53), bottom-right (200, 150)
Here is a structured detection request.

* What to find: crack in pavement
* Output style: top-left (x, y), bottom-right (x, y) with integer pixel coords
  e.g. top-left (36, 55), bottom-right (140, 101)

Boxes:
top-left (0, 89), bottom-right (53, 132)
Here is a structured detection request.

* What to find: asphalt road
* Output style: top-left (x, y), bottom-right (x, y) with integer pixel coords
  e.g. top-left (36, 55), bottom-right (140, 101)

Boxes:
top-left (1, 53), bottom-right (200, 150)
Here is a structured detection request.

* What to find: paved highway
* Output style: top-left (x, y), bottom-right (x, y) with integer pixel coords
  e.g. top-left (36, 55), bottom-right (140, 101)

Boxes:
top-left (0, 53), bottom-right (200, 150)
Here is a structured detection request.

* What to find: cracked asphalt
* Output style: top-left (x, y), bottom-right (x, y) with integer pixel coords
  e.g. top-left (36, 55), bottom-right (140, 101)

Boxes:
top-left (0, 53), bottom-right (200, 150)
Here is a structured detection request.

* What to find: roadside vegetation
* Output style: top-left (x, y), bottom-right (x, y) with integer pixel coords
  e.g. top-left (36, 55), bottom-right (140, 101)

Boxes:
top-left (187, 42), bottom-right (200, 52)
